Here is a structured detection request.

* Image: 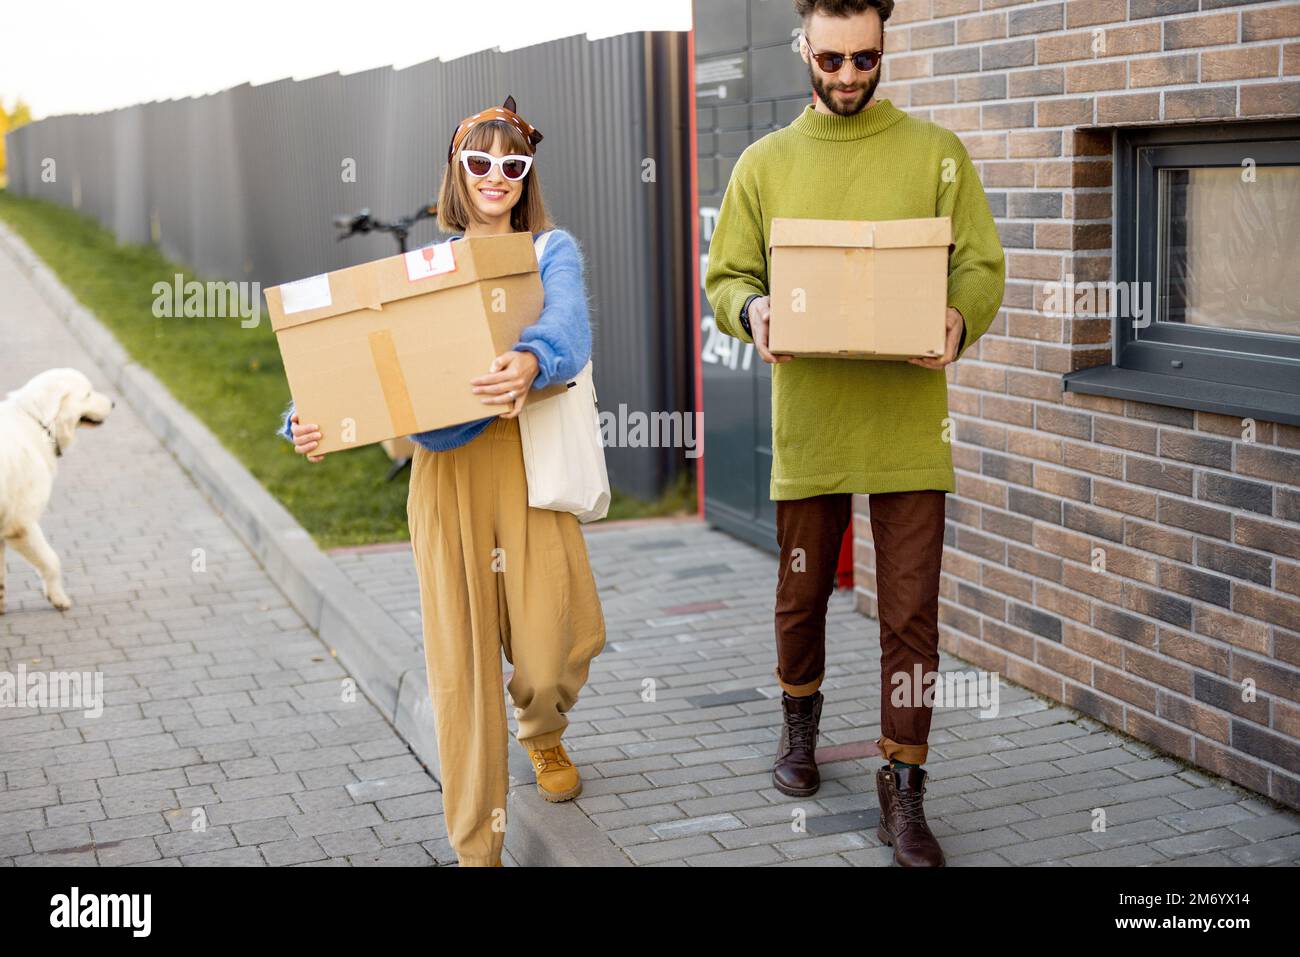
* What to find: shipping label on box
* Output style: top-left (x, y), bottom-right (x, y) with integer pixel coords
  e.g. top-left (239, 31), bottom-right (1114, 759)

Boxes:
top-left (265, 232), bottom-right (563, 455)
top-left (767, 216), bottom-right (952, 360)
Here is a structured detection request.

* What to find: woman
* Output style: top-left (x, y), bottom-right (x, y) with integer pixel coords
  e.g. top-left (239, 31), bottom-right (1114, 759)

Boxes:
top-left (276, 96), bottom-right (605, 867)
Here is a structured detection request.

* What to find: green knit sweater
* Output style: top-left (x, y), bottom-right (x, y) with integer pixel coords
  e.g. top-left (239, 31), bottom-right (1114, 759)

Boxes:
top-left (705, 98), bottom-right (1005, 500)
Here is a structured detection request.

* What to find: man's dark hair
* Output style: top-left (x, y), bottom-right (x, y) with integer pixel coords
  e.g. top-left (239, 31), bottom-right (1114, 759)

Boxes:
top-left (793, 0), bottom-right (894, 24)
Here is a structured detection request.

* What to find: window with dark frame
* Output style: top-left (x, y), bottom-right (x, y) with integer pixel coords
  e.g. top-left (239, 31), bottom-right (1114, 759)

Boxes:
top-left (1062, 120), bottom-right (1300, 426)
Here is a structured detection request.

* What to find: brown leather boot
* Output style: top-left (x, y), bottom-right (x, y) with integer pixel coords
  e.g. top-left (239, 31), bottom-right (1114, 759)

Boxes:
top-left (772, 691), bottom-right (822, 797)
top-left (876, 764), bottom-right (945, 867)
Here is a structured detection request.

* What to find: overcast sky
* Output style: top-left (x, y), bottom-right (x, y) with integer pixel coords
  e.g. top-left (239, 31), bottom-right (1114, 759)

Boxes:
top-left (2, 0), bottom-right (693, 118)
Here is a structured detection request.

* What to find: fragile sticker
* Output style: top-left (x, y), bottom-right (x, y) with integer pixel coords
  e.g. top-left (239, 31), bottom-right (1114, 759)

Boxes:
top-left (405, 241), bottom-right (458, 282)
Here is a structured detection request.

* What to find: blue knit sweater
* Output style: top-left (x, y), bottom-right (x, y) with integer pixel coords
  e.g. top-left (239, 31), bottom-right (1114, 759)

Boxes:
top-left (276, 228), bottom-right (592, 453)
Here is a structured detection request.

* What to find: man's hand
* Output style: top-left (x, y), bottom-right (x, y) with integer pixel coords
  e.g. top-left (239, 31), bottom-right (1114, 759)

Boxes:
top-left (745, 296), bottom-right (793, 365)
top-left (288, 412), bottom-right (325, 463)
top-left (908, 307), bottom-right (966, 370)
top-left (472, 350), bottom-right (539, 419)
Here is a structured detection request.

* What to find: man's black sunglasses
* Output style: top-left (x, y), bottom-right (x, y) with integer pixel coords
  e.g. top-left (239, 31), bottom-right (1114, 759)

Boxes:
top-left (802, 35), bottom-right (883, 74)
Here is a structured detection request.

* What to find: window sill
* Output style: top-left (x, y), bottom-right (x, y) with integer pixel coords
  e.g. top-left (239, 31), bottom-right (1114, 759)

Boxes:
top-left (1061, 364), bottom-right (1300, 427)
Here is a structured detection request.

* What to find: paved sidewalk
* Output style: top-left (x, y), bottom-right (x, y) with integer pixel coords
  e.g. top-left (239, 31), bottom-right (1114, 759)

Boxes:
top-left (336, 521), bottom-right (1300, 866)
top-left (0, 244), bottom-right (472, 866)
top-left (5, 227), bottom-right (1298, 867)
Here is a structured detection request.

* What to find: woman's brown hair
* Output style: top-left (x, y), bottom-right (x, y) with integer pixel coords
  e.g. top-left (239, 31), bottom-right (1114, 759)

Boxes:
top-left (437, 118), bottom-right (553, 234)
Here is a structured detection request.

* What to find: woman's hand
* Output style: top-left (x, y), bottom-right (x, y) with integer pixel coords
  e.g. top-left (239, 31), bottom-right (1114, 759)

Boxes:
top-left (471, 350), bottom-right (539, 419)
top-left (288, 412), bottom-right (326, 463)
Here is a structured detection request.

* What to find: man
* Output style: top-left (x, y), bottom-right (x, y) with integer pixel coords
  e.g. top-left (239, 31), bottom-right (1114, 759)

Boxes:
top-left (704, 0), bottom-right (1005, 867)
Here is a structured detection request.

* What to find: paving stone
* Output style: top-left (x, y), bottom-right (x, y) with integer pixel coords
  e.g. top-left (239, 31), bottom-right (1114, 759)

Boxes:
top-left (938, 846), bottom-right (1010, 866)
top-left (95, 837), bottom-right (162, 866)
top-left (1169, 786), bottom-right (1248, 811)
top-left (775, 831), bottom-right (870, 858)
top-left (943, 803), bottom-right (1040, 832)
top-left (1225, 834), bottom-right (1300, 865)
top-left (675, 791), bottom-right (772, 818)
top-left (12, 847), bottom-right (99, 866)
top-left (0, 832), bottom-right (35, 857)
top-left (685, 845), bottom-right (786, 866)
top-left (839, 845), bottom-right (896, 866)
top-left (316, 827), bottom-right (383, 857)
top-left (684, 688), bottom-right (765, 708)
top-left (344, 773), bottom-right (436, 804)
top-left (374, 815), bottom-right (446, 847)
top-left (349, 843), bottom-right (435, 866)
top-left (938, 825), bottom-right (1024, 854)
top-left (1150, 851), bottom-right (1236, 867)
top-left (999, 833), bottom-right (1099, 865)
top-left (88, 814), bottom-right (171, 844)
top-left (1062, 844), bottom-right (1169, 867)
top-left (180, 846), bottom-right (266, 866)
top-left (1160, 803), bottom-right (1258, 834)
top-left (625, 835), bottom-right (724, 865)
top-left (261, 837), bottom-right (328, 866)
top-left (1228, 814), bottom-right (1300, 843)
top-left (45, 801), bottom-right (107, 827)
top-left (1149, 827), bottom-right (1250, 858)
top-left (285, 804), bottom-right (385, 838)
top-left (29, 824), bottom-right (93, 854)
top-left (802, 807), bottom-right (879, 836)
top-left (1079, 817), bottom-right (1180, 850)
top-left (155, 826), bottom-right (238, 857)
top-left (650, 813), bottom-right (744, 839)
top-left (231, 818), bottom-right (297, 846)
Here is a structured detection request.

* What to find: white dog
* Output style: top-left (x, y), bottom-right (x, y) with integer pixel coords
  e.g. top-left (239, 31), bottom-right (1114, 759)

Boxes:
top-left (0, 368), bottom-right (115, 613)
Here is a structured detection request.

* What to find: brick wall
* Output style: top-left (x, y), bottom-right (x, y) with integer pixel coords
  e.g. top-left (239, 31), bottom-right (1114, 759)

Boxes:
top-left (852, 0), bottom-right (1300, 809)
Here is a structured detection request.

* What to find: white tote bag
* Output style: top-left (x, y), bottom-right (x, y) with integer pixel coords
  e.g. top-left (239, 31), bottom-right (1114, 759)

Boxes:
top-left (517, 231), bottom-right (611, 523)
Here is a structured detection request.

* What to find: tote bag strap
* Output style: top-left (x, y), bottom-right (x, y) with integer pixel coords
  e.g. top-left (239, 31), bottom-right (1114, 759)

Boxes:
top-left (533, 229), bottom-right (554, 263)
top-left (530, 229), bottom-right (592, 391)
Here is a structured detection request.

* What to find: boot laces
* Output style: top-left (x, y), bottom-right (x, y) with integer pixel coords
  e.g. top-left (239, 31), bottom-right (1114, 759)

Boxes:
top-left (786, 709), bottom-right (818, 752)
top-left (531, 746), bottom-right (572, 774)
top-left (897, 785), bottom-right (929, 828)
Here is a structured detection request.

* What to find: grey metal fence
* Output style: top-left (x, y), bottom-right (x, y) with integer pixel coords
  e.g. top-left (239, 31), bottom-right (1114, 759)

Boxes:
top-left (5, 32), bottom-right (693, 499)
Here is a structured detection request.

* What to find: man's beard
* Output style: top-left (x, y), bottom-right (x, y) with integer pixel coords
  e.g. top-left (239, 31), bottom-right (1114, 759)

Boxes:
top-left (808, 62), bottom-right (881, 116)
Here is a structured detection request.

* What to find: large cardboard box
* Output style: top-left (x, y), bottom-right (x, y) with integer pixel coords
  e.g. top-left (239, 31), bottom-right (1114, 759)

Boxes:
top-left (266, 232), bottom-right (562, 455)
top-left (767, 216), bottom-right (952, 360)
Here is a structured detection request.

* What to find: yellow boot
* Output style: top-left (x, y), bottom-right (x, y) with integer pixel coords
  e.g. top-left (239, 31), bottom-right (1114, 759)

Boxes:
top-left (527, 743), bottom-right (582, 802)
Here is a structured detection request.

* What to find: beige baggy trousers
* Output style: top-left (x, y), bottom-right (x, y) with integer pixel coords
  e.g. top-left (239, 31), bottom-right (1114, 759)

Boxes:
top-left (406, 415), bottom-right (606, 866)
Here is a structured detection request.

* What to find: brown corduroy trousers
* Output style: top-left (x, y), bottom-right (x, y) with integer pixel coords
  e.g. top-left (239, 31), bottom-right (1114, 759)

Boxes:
top-left (406, 416), bottom-right (605, 866)
top-left (774, 490), bottom-right (946, 766)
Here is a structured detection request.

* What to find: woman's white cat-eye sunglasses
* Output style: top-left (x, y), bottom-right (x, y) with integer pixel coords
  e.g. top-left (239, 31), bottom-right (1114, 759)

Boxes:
top-left (458, 150), bottom-right (533, 181)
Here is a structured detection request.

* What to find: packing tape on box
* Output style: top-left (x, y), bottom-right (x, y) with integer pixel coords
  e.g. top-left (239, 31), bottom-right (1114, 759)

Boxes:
top-left (367, 329), bottom-right (419, 437)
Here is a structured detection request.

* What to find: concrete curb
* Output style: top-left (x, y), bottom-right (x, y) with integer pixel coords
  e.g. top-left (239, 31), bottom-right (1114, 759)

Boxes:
top-left (0, 221), bottom-right (628, 868)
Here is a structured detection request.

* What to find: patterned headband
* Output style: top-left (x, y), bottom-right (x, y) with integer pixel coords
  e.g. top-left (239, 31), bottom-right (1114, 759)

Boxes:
top-left (447, 94), bottom-right (544, 163)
